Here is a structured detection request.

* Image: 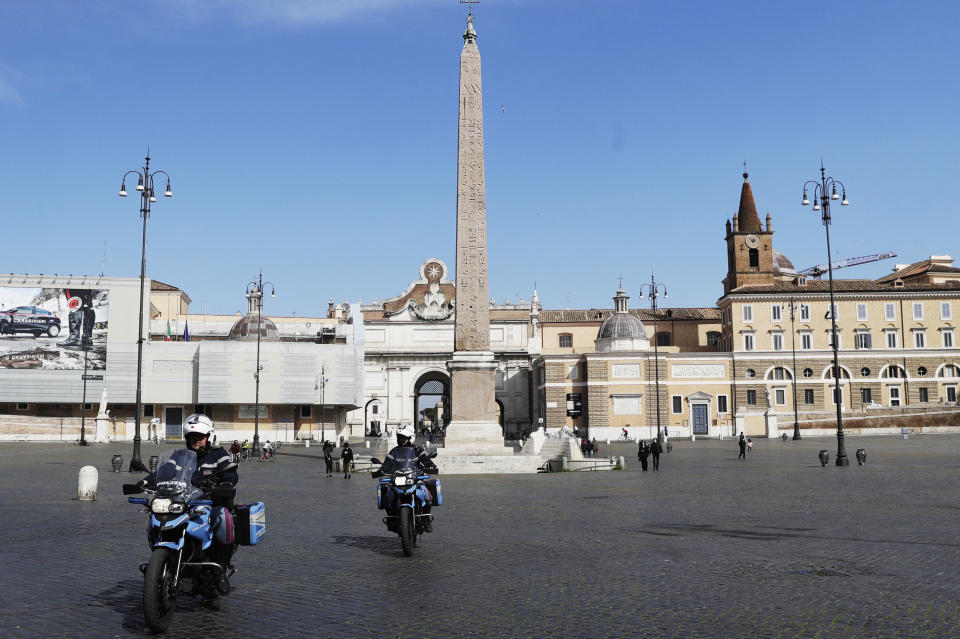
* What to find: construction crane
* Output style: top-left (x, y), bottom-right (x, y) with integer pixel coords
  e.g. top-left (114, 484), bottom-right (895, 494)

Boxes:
top-left (799, 251), bottom-right (898, 278)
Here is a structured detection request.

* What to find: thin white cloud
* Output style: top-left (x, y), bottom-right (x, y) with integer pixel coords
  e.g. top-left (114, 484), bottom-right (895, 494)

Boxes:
top-left (168, 0), bottom-right (445, 27)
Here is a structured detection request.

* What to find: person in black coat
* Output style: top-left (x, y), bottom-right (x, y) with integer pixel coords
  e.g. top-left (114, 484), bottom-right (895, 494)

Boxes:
top-left (322, 440), bottom-right (335, 478)
top-left (738, 432), bottom-right (747, 460)
top-left (650, 438), bottom-right (662, 471)
top-left (637, 440), bottom-right (650, 471)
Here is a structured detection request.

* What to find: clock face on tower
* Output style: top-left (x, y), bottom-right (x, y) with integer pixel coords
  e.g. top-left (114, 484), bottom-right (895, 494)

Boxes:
top-left (745, 234), bottom-right (761, 249)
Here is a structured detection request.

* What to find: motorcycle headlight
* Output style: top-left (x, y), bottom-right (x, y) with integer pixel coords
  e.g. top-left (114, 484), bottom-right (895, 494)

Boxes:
top-left (394, 476), bottom-right (408, 487)
top-left (168, 502), bottom-right (185, 514)
top-left (151, 498), bottom-right (173, 514)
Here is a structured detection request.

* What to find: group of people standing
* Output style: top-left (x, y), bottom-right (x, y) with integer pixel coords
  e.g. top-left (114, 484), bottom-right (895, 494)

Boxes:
top-left (636, 438), bottom-right (663, 471)
top-left (322, 439), bottom-right (354, 478)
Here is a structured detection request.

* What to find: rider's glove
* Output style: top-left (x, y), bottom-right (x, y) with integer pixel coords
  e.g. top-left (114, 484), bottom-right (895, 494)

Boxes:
top-left (372, 470), bottom-right (383, 478)
top-left (137, 478), bottom-right (150, 491)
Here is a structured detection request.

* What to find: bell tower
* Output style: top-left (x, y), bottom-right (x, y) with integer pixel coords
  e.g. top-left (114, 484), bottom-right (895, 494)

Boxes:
top-left (723, 170), bottom-right (776, 294)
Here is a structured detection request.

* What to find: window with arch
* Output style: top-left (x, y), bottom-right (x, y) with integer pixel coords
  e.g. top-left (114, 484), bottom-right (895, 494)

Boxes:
top-left (938, 364), bottom-right (959, 378)
top-left (745, 369), bottom-right (756, 378)
top-left (823, 366), bottom-right (851, 379)
top-left (766, 367), bottom-right (792, 380)
top-left (882, 365), bottom-right (906, 379)
top-left (860, 367), bottom-right (871, 377)
top-left (707, 331), bottom-right (722, 348)
top-left (558, 333), bottom-right (573, 348)
top-left (749, 248), bottom-right (759, 267)
top-left (803, 368), bottom-right (813, 378)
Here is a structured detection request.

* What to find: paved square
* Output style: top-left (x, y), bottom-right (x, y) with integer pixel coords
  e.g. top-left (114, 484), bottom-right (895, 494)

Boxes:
top-left (1, 435), bottom-right (958, 638)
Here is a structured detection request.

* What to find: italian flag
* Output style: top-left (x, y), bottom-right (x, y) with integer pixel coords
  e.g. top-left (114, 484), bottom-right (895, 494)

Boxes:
top-left (165, 320), bottom-right (172, 341)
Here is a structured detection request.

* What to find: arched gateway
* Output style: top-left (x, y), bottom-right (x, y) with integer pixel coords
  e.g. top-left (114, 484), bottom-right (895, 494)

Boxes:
top-left (414, 372), bottom-right (449, 434)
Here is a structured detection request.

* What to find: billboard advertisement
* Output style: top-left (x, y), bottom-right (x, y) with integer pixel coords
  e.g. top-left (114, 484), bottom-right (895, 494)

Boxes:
top-left (0, 287), bottom-right (109, 370)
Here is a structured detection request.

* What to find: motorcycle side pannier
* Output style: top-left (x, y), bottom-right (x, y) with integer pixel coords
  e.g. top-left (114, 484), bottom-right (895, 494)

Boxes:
top-left (425, 478), bottom-right (442, 506)
top-left (377, 484), bottom-right (389, 509)
top-left (236, 502), bottom-right (266, 546)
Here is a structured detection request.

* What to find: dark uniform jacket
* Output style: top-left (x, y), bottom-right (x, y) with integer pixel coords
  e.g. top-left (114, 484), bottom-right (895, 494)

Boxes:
top-left (143, 446), bottom-right (238, 488)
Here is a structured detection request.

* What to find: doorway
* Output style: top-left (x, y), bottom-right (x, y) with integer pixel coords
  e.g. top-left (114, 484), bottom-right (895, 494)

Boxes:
top-left (164, 407), bottom-right (183, 440)
top-left (692, 404), bottom-right (709, 435)
top-left (413, 372), bottom-right (450, 435)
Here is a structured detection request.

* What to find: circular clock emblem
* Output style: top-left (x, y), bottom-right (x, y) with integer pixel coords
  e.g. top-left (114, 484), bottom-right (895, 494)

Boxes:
top-left (745, 234), bottom-right (760, 249)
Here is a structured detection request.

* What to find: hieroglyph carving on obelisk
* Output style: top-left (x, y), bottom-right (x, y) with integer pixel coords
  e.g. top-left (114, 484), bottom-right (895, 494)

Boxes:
top-left (454, 13), bottom-right (490, 353)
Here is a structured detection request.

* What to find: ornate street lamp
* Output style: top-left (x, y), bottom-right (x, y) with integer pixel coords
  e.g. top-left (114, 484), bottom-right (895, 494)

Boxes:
top-left (246, 272), bottom-right (276, 454)
top-left (801, 163), bottom-right (850, 466)
top-left (118, 151), bottom-right (172, 472)
top-left (787, 298), bottom-right (801, 440)
top-left (638, 274), bottom-right (668, 446)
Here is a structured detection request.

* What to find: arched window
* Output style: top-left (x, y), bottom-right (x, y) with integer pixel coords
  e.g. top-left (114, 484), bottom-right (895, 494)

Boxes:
top-left (766, 366), bottom-right (792, 380)
top-left (882, 365), bottom-right (906, 378)
top-left (749, 248), bottom-right (759, 268)
top-left (707, 331), bottom-right (722, 348)
top-left (823, 366), bottom-right (850, 379)
top-left (938, 364), bottom-right (959, 378)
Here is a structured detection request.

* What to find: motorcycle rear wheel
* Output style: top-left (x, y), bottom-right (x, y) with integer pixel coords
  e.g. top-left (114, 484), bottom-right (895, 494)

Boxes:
top-left (143, 548), bottom-right (179, 633)
top-left (399, 508), bottom-right (415, 557)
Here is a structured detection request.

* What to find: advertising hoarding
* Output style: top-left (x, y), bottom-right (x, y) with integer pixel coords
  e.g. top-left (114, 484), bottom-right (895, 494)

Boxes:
top-left (0, 287), bottom-right (109, 370)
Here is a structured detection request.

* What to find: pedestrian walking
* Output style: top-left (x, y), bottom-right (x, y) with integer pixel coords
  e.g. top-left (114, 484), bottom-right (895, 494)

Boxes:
top-left (637, 440), bottom-right (650, 471)
top-left (580, 438), bottom-right (590, 457)
top-left (650, 438), bottom-right (662, 471)
top-left (591, 438), bottom-right (600, 458)
top-left (322, 439), bottom-right (334, 478)
top-left (341, 441), bottom-right (354, 478)
top-left (747, 438), bottom-right (753, 453)
top-left (738, 432), bottom-right (747, 460)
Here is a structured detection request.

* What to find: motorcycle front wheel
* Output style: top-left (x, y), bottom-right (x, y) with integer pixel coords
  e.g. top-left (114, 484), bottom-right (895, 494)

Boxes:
top-left (143, 547), bottom-right (179, 633)
top-left (399, 508), bottom-right (415, 557)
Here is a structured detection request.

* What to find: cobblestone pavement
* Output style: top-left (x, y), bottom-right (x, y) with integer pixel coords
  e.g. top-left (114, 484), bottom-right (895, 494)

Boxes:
top-left (1, 434), bottom-right (959, 638)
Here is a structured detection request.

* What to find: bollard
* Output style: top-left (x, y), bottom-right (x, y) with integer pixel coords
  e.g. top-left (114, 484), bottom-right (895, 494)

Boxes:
top-left (111, 454), bottom-right (123, 472)
top-left (305, 439), bottom-right (310, 448)
top-left (149, 456), bottom-right (159, 473)
top-left (365, 440), bottom-right (370, 448)
top-left (78, 465), bottom-right (98, 501)
top-left (818, 450), bottom-right (829, 467)
top-left (619, 455), bottom-right (626, 469)
top-left (561, 457), bottom-right (569, 471)
top-left (856, 449), bottom-right (866, 465)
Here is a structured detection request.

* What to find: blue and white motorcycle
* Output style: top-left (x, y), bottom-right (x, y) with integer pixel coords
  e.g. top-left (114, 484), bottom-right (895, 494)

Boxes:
top-left (370, 450), bottom-right (441, 556)
top-left (124, 449), bottom-right (265, 633)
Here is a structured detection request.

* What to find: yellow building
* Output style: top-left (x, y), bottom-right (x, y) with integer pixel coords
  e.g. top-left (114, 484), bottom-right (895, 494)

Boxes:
top-left (535, 172), bottom-right (960, 440)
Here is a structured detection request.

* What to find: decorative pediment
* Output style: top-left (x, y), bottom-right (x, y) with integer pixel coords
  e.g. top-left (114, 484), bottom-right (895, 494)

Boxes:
top-left (686, 391), bottom-right (713, 402)
top-left (381, 259), bottom-right (455, 321)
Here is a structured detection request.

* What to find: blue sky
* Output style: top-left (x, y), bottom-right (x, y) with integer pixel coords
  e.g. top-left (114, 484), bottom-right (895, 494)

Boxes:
top-left (1, 0), bottom-right (958, 316)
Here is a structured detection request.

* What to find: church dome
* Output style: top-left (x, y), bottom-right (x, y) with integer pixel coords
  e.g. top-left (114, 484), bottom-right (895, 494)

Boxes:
top-left (595, 286), bottom-right (650, 353)
top-left (597, 312), bottom-right (647, 340)
top-left (228, 315), bottom-right (280, 341)
top-left (773, 249), bottom-right (796, 275)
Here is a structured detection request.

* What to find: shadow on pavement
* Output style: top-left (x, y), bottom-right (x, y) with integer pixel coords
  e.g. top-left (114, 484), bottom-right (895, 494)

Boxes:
top-left (332, 534), bottom-right (403, 557)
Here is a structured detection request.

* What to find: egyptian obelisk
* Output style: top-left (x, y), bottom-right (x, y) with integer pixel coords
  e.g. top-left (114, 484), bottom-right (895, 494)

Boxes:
top-left (444, 7), bottom-right (512, 455)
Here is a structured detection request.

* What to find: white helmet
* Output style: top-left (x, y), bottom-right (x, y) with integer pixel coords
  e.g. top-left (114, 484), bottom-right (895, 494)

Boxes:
top-left (397, 424), bottom-right (415, 441)
top-left (183, 413), bottom-right (214, 438)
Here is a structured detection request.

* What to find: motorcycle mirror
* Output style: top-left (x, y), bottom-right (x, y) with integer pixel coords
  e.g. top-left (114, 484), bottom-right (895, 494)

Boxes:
top-left (122, 483), bottom-right (143, 495)
top-left (428, 451), bottom-right (438, 459)
top-left (129, 459), bottom-right (148, 473)
top-left (370, 457), bottom-right (382, 465)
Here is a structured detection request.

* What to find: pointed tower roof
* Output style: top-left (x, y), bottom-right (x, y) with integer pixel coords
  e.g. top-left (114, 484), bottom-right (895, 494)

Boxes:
top-left (737, 171), bottom-right (762, 232)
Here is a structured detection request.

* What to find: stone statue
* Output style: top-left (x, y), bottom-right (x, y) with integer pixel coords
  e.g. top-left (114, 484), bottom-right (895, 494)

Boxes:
top-left (764, 388), bottom-right (772, 409)
top-left (97, 388), bottom-right (109, 418)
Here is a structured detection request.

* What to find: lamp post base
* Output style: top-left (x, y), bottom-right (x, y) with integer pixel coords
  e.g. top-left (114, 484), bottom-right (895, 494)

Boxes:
top-left (835, 454), bottom-right (850, 466)
top-left (792, 421), bottom-right (801, 440)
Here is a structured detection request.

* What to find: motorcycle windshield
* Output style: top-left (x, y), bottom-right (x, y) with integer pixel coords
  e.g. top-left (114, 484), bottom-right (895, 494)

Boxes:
top-left (390, 447), bottom-right (421, 473)
top-left (153, 448), bottom-right (202, 500)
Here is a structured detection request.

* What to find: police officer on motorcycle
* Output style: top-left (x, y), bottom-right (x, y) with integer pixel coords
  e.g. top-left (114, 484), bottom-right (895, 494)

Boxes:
top-left (139, 414), bottom-right (238, 575)
top-left (373, 424), bottom-right (438, 531)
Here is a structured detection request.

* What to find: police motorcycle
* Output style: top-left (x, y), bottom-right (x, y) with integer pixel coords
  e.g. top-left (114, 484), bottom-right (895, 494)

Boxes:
top-left (370, 449), bottom-right (441, 556)
top-left (123, 448), bottom-right (265, 633)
